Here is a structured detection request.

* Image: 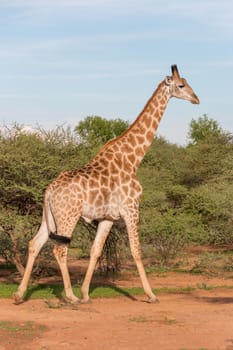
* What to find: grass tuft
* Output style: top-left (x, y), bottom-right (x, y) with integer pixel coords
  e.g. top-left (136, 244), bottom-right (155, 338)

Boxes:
top-left (0, 283), bottom-right (232, 300)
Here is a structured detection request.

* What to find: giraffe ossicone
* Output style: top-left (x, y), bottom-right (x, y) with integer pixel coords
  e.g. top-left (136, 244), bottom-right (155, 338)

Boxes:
top-left (14, 65), bottom-right (199, 305)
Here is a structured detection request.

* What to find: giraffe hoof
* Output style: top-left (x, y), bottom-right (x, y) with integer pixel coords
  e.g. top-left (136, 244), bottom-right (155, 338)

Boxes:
top-left (147, 296), bottom-right (159, 304)
top-left (13, 293), bottom-right (24, 305)
top-left (80, 298), bottom-right (92, 304)
top-left (64, 296), bottom-right (80, 304)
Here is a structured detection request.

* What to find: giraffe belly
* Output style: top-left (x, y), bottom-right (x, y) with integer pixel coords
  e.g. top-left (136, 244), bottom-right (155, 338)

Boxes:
top-left (81, 202), bottom-right (121, 222)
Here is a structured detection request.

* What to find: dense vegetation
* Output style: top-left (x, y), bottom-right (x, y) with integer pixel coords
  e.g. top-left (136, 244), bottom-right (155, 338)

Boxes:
top-left (0, 115), bottom-right (232, 274)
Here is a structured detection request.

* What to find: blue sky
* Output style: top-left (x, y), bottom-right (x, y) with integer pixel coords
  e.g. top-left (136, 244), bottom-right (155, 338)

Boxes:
top-left (0, 0), bottom-right (233, 144)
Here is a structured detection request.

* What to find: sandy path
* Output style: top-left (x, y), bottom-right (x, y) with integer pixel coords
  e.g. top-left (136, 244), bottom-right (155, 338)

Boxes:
top-left (0, 288), bottom-right (233, 350)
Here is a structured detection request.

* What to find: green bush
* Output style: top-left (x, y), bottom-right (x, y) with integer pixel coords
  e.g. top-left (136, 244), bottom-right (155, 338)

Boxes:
top-left (141, 211), bottom-right (188, 266)
top-left (0, 117), bottom-right (232, 275)
top-left (184, 183), bottom-right (233, 245)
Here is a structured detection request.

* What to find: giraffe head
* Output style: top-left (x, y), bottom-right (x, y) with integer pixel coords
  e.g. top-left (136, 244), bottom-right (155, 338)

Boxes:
top-left (165, 65), bottom-right (200, 104)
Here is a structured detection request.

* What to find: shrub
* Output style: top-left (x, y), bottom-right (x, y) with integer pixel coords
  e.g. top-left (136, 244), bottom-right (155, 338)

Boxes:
top-left (184, 182), bottom-right (233, 245)
top-left (141, 211), bottom-right (188, 266)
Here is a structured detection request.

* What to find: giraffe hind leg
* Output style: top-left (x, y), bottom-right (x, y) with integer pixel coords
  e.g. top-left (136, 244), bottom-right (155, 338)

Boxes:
top-left (14, 211), bottom-right (49, 304)
top-left (53, 243), bottom-right (80, 303)
top-left (51, 214), bottom-right (81, 303)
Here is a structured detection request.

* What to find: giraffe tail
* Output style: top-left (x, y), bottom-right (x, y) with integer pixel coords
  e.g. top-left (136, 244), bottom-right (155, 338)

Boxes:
top-left (44, 188), bottom-right (56, 234)
top-left (44, 189), bottom-right (71, 245)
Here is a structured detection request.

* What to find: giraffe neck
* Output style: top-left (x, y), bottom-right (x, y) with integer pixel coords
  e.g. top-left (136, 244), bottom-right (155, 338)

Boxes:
top-left (100, 80), bottom-right (171, 170)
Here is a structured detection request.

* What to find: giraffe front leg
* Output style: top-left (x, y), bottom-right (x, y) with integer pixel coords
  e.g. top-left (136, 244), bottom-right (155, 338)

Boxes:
top-left (81, 220), bottom-right (113, 303)
top-left (124, 211), bottom-right (158, 303)
top-left (53, 243), bottom-right (79, 303)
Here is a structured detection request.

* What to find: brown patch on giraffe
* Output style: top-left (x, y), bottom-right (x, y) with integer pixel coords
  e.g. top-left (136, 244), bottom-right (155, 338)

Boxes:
top-left (122, 185), bottom-right (129, 195)
top-left (138, 125), bottom-right (146, 134)
top-left (92, 165), bottom-right (103, 172)
top-left (127, 154), bottom-right (135, 164)
top-left (78, 171), bottom-right (89, 179)
top-left (115, 157), bottom-right (123, 169)
top-left (110, 162), bottom-right (119, 175)
top-left (100, 175), bottom-right (108, 187)
top-left (151, 119), bottom-right (158, 129)
top-left (114, 152), bottom-right (123, 160)
top-left (111, 143), bottom-right (120, 152)
top-left (127, 134), bottom-right (137, 147)
top-left (160, 98), bottom-right (166, 105)
top-left (61, 179), bottom-right (72, 186)
top-left (154, 100), bottom-right (159, 107)
top-left (89, 178), bottom-right (100, 188)
top-left (100, 168), bottom-right (109, 177)
top-left (101, 187), bottom-right (110, 199)
top-left (99, 158), bottom-right (109, 168)
top-left (123, 162), bottom-right (131, 174)
top-left (78, 177), bottom-right (88, 190)
top-left (69, 198), bottom-right (76, 206)
top-left (122, 143), bottom-right (134, 153)
top-left (144, 114), bottom-right (152, 128)
top-left (89, 189), bottom-right (99, 205)
top-left (146, 105), bottom-right (155, 114)
top-left (95, 195), bottom-right (104, 207)
top-left (63, 188), bottom-right (71, 195)
top-left (120, 169), bottom-right (131, 181)
top-left (136, 135), bottom-right (145, 144)
top-left (109, 175), bottom-right (119, 191)
top-left (155, 110), bottom-right (162, 120)
top-left (135, 147), bottom-right (144, 157)
top-left (129, 187), bottom-right (136, 198)
top-left (146, 131), bottom-right (154, 141)
top-left (63, 196), bottom-right (70, 203)
top-left (105, 152), bottom-right (114, 161)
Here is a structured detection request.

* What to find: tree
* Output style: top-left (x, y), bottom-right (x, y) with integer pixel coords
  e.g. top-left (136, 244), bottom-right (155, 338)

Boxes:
top-left (1, 119), bottom-right (233, 274)
top-left (182, 135), bottom-right (232, 188)
top-left (75, 116), bottom-right (129, 146)
top-left (188, 114), bottom-right (223, 144)
top-left (0, 125), bottom-right (91, 274)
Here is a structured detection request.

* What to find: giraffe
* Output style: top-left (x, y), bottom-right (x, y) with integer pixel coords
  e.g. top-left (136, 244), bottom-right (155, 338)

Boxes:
top-left (14, 65), bottom-right (199, 304)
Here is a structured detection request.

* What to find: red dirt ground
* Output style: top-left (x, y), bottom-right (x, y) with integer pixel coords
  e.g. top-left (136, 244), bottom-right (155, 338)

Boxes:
top-left (0, 270), bottom-right (233, 350)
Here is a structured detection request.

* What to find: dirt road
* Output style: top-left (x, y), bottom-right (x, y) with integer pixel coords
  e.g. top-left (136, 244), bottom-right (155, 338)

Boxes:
top-left (0, 286), bottom-right (232, 350)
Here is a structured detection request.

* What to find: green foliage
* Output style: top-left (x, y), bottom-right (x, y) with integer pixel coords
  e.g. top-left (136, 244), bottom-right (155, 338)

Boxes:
top-left (188, 114), bottom-right (223, 144)
top-left (0, 125), bottom-right (92, 273)
top-left (0, 125), bottom-right (90, 215)
top-left (184, 182), bottom-right (233, 244)
top-left (181, 135), bottom-right (232, 187)
top-left (139, 124), bottom-right (233, 256)
top-left (75, 115), bottom-right (129, 146)
top-left (191, 252), bottom-right (233, 275)
top-left (141, 210), bottom-right (188, 265)
top-left (166, 185), bottom-right (189, 208)
top-left (0, 115), bottom-right (232, 273)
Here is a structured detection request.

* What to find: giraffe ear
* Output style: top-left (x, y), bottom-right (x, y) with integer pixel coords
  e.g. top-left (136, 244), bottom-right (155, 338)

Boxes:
top-left (165, 76), bottom-right (172, 85)
top-left (171, 65), bottom-right (180, 79)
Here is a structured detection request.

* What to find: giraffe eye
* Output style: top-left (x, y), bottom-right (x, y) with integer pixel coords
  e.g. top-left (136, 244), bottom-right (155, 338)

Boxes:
top-left (178, 84), bottom-right (185, 88)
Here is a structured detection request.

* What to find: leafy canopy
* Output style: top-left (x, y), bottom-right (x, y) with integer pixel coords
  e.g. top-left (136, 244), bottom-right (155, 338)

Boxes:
top-left (75, 115), bottom-right (129, 145)
top-left (188, 114), bottom-right (223, 144)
